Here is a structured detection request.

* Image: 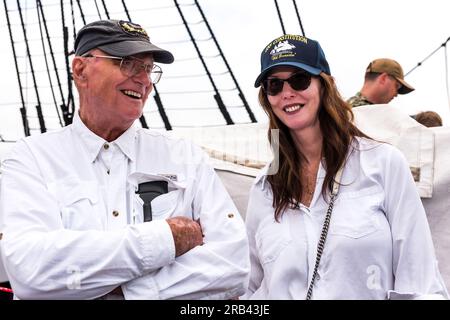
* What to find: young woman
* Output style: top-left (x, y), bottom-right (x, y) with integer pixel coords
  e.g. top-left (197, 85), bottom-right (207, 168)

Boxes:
top-left (244, 34), bottom-right (448, 299)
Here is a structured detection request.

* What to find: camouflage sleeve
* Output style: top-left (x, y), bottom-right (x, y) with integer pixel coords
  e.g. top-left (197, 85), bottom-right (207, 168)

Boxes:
top-left (347, 93), bottom-right (372, 108)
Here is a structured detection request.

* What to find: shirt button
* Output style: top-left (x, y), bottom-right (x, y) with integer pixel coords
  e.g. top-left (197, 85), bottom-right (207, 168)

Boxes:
top-left (107, 169), bottom-right (110, 175)
top-left (103, 143), bottom-right (110, 150)
top-left (227, 213), bottom-right (234, 218)
top-left (112, 210), bottom-right (119, 217)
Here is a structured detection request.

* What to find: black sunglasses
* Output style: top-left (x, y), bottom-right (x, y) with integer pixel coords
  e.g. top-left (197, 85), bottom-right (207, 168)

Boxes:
top-left (262, 72), bottom-right (312, 96)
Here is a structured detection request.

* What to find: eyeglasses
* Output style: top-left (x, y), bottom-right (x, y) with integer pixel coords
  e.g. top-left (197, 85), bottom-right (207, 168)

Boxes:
top-left (262, 71), bottom-right (312, 96)
top-left (82, 54), bottom-right (163, 84)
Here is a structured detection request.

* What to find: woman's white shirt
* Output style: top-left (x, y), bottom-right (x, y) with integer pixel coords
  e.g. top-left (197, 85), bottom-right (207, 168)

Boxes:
top-left (244, 137), bottom-right (448, 300)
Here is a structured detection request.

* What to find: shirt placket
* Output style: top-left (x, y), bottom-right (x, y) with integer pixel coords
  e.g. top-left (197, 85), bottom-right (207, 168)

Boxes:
top-left (302, 171), bottom-right (326, 295)
top-left (100, 142), bottom-right (128, 230)
top-left (300, 205), bottom-right (319, 287)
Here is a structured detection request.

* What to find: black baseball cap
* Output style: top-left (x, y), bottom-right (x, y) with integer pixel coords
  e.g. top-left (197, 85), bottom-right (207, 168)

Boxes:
top-left (254, 35), bottom-right (330, 87)
top-left (74, 20), bottom-right (174, 64)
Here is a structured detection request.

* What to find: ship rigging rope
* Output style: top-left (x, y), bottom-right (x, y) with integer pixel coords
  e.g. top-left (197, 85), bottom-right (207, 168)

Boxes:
top-left (174, 0), bottom-right (233, 125)
top-left (36, 0), bottom-right (64, 126)
top-left (274, 0), bottom-right (305, 36)
top-left (93, 0), bottom-right (102, 19)
top-left (273, 0), bottom-right (285, 34)
top-left (121, 0), bottom-right (131, 20)
top-left (292, 0), bottom-right (305, 36)
top-left (17, 0), bottom-right (47, 133)
top-left (75, 0), bottom-right (86, 26)
top-left (166, 70), bottom-right (229, 79)
top-left (405, 37), bottom-right (450, 110)
top-left (194, 0), bottom-right (256, 123)
top-left (61, 0), bottom-right (76, 125)
top-left (3, 0), bottom-right (258, 133)
top-left (101, 0), bottom-right (110, 19)
top-left (445, 45), bottom-right (450, 110)
top-left (405, 37), bottom-right (450, 76)
top-left (3, 0), bottom-right (30, 136)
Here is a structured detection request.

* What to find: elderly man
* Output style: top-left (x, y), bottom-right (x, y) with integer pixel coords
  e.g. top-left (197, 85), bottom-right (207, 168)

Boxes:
top-left (347, 58), bottom-right (415, 108)
top-left (0, 20), bottom-right (249, 299)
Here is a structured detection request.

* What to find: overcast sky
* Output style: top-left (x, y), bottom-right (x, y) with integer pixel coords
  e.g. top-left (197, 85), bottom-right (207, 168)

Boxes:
top-left (200, 0), bottom-right (450, 120)
top-left (0, 0), bottom-right (449, 140)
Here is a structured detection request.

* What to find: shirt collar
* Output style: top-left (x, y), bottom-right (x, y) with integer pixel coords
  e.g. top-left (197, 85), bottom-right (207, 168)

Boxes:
top-left (256, 159), bottom-right (326, 193)
top-left (72, 111), bottom-right (137, 163)
top-left (114, 123), bottom-right (137, 162)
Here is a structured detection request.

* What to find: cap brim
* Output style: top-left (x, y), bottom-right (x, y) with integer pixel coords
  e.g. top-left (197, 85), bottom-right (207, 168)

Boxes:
top-left (254, 62), bottom-right (321, 87)
top-left (99, 40), bottom-right (174, 64)
top-left (396, 77), bottom-right (415, 94)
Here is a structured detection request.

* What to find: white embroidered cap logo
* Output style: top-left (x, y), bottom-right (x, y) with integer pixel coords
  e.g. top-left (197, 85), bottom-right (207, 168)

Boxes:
top-left (270, 40), bottom-right (296, 56)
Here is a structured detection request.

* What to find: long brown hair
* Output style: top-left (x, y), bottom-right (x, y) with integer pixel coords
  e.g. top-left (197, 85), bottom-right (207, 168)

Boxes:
top-left (259, 72), bottom-right (369, 220)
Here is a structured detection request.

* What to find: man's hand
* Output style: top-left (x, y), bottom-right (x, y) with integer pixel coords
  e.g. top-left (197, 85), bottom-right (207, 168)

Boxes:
top-left (166, 216), bottom-right (203, 257)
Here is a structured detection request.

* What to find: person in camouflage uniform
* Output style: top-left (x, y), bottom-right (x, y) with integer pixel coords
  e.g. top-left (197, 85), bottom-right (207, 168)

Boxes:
top-left (347, 58), bottom-right (414, 108)
top-left (347, 92), bottom-right (373, 108)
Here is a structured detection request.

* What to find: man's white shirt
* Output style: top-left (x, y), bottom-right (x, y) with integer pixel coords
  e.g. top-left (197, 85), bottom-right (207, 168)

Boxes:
top-left (0, 112), bottom-right (249, 299)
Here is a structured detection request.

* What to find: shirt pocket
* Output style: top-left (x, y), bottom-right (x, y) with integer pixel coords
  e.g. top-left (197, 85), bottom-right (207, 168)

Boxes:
top-left (131, 175), bottom-right (187, 224)
top-left (330, 186), bottom-right (383, 239)
top-left (48, 180), bottom-right (102, 230)
top-left (132, 188), bottom-right (183, 223)
top-left (255, 217), bottom-right (292, 265)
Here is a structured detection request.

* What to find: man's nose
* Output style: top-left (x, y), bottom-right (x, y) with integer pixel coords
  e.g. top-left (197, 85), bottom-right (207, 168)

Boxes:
top-left (133, 67), bottom-right (151, 85)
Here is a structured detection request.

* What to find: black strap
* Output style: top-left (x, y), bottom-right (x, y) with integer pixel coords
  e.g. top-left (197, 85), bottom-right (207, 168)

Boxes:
top-left (136, 181), bottom-right (168, 222)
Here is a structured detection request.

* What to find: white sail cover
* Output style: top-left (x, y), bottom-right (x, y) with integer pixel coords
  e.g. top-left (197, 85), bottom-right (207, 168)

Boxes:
top-left (353, 105), bottom-right (450, 289)
top-left (353, 104), bottom-right (435, 198)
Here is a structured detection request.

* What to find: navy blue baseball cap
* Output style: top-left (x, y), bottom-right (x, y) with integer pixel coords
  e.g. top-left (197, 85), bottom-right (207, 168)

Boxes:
top-left (254, 35), bottom-right (330, 87)
top-left (74, 20), bottom-right (174, 64)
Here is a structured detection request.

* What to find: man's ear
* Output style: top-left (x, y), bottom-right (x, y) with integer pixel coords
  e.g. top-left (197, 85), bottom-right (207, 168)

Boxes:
top-left (72, 56), bottom-right (87, 83)
top-left (378, 72), bottom-right (389, 85)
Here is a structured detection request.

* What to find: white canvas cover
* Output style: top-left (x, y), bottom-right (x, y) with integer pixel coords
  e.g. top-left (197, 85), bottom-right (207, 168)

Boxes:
top-left (353, 104), bottom-right (435, 198)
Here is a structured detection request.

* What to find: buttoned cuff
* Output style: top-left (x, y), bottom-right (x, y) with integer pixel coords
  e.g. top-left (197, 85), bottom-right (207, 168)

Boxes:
top-left (138, 220), bottom-right (175, 272)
